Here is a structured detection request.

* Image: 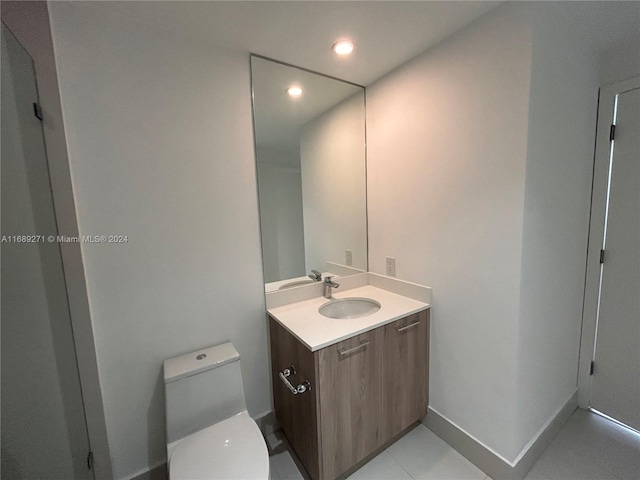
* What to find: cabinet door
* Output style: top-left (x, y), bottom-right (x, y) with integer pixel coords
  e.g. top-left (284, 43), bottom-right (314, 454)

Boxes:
top-left (382, 310), bottom-right (430, 440)
top-left (269, 317), bottom-right (321, 479)
top-left (317, 329), bottom-right (383, 479)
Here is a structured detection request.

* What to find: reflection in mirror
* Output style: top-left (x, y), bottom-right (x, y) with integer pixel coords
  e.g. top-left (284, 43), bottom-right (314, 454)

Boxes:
top-left (251, 56), bottom-right (367, 292)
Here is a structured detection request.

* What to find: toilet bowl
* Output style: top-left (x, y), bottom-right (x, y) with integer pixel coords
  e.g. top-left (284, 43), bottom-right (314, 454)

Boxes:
top-left (164, 342), bottom-right (269, 479)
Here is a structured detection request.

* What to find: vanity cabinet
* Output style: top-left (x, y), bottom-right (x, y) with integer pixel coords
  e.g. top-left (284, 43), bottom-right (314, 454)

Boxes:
top-left (269, 309), bottom-right (430, 479)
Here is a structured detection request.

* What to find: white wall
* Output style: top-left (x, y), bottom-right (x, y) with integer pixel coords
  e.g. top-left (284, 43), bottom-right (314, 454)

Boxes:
top-left (256, 149), bottom-right (306, 282)
top-left (368, 0), bottom-right (631, 463)
top-left (599, 33), bottom-right (640, 86)
top-left (300, 93), bottom-right (367, 273)
top-left (48, 3), bottom-right (270, 478)
top-left (514, 2), bottom-right (599, 456)
top-left (367, 2), bottom-right (533, 459)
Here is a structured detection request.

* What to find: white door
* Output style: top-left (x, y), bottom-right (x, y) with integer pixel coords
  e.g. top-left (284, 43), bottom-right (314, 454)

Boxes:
top-left (590, 84), bottom-right (640, 431)
top-left (1, 24), bottom-right (94, 479)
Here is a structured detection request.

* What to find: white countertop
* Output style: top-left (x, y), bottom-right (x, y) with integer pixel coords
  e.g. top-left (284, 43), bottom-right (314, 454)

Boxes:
top-left (268, 284), bottom-right (430, 351)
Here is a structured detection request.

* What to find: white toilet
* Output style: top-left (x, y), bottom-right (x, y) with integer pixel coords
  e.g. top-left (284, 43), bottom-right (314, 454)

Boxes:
top-left (163, 342), bottom-right (270, 479)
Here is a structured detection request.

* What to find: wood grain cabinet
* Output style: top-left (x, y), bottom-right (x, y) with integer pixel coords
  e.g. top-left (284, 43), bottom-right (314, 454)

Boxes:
top-left (381, 311), bottom-right (430, 440)
top-left (269, 309), bottom-right (430, 479)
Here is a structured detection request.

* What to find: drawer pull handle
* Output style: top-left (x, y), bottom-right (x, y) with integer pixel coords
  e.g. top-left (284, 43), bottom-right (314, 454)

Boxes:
top-left (339, 340), bottom-right (370, 356)
top-left (397, 321), bottom-right (421, 332)
top-left (279, 365), bottom-right (312, 395)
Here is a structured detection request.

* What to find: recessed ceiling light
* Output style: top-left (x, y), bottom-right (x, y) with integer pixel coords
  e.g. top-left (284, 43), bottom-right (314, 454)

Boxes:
top-left (287, 86), bottom-right (303, 97)
top-left (333, 40), bottom-right (354, 56)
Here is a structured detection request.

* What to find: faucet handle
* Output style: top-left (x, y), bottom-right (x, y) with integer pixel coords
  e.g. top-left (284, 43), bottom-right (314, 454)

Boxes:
top-left (324, 276), bottom-right (340, 287)
top-left (322, 276), bottom-right (340, 299)
top-left (309, 270), bottom-right (322, 281)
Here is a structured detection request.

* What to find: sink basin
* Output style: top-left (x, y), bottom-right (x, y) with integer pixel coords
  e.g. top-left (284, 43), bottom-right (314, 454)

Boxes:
top-left (278, 279), bottom-right (316, 290)
top-left (318, 297), bottom-right (381, 319)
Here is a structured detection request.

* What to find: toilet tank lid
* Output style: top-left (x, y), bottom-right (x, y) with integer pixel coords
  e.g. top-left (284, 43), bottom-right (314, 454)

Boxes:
top-left (164, 342), bottom-right (240, 384)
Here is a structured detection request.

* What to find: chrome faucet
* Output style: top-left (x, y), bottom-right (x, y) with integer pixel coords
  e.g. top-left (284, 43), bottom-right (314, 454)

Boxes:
top-left (308, 270), bottom-right (322, 282)
top-left (323, 276), bottom-right (340, 299)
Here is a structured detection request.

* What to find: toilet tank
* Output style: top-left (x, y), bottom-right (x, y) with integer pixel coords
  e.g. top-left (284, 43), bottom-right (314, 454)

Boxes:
top-left (164, 342), bottom-right (247, 444)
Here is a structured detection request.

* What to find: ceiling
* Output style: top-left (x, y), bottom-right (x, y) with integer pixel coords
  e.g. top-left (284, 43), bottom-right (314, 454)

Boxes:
top-left (77, 1), bottom-right (502, 86)
top-left (70, 1), bottom-right (638, 167)
top-left (70, 1), bottom-right (640, 88)
top-left (555, 1), bottom-right (640, 55)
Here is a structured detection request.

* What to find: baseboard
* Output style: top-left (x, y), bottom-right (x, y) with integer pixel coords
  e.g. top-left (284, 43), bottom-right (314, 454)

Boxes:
top-left (510, 390), bottom-right (578, 479)
top-left (424, 390), bottom-right (578, 480)
top-left (255, 409), bottom-right (281, 438)
top-left (424, 407), bottom-right (514, 479)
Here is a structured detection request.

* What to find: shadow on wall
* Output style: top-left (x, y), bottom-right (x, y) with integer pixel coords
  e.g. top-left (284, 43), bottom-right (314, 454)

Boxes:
top-left (146, 371), bottom-right (168, 480)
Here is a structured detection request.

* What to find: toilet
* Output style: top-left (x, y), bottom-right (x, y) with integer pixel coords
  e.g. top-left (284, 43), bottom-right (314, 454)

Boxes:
top-left (163, 342), bottom-right (270, 479)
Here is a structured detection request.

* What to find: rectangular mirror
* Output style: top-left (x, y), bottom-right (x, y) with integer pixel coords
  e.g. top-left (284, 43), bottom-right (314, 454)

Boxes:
top-left (251, 55), bottom-right (367, 292)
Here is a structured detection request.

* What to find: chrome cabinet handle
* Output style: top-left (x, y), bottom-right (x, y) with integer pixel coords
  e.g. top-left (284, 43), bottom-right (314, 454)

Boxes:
top-left (397, 320), bottom-right (421, 332)
top-left (338, 340), bottom-right (370, 356)
top-left (279, 365), bottom-right (312, 395)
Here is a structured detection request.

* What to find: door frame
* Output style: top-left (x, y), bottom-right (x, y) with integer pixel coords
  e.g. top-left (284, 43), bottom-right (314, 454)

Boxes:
top-left (1, 5), bottom-right (113, 479)
top-left (578, 75), bottom-right (640, 409)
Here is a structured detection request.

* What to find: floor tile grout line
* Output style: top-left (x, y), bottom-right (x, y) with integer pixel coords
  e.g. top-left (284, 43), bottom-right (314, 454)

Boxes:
top-left (384, 447), bottom-right (418, 480)
top-left (386, 424), bottom-right (489, 480)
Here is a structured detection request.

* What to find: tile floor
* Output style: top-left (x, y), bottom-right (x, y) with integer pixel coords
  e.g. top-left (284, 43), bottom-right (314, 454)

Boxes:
top-left (268, 409), bottom-right (640, 480)
top-left (268, 424), bottom-right (489, 480)
top-left (524, 409), bottom-right (640, 480)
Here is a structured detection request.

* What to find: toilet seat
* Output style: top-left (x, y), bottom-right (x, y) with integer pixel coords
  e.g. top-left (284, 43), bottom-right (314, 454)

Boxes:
top-left (169, 411), bottom-right (269, 480)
